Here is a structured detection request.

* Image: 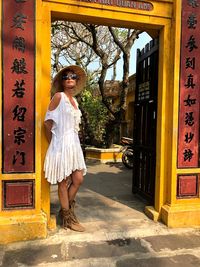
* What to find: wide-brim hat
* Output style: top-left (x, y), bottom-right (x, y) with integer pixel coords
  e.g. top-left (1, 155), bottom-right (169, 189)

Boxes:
top-left (52, 65), bottom-right (87, 96)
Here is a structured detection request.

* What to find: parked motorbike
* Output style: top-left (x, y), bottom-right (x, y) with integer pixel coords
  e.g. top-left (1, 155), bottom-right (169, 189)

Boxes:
top-left (120, 137), bottom-right (134, 169)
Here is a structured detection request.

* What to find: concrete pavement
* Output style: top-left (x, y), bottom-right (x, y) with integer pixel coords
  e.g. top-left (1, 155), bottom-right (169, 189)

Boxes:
top-left (1, 160), bottom-right (200, 266)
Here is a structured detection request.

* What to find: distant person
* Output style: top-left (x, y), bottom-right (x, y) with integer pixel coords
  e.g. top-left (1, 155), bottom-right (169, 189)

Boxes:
top-left (44, 65), bottom-right (87, 232)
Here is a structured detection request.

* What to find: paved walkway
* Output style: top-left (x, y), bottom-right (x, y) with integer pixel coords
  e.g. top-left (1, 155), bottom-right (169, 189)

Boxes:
top-left (1, 160), bottom-right (200, 266)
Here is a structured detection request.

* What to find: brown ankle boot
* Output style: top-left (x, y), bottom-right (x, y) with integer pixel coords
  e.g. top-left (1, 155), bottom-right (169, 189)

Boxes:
top-left (69, 200), bottom-right (85, 232)
top-left (62, 208), bottom-right (85, 232)
top-left (69, 200), bottom-right (78, 223)
top-left (59, 201), bottom-right (79, 223)
top-left (61, 208), bottom-right (70, 230)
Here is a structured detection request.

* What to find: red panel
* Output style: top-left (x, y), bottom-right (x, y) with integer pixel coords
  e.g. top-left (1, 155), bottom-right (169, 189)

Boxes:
top-left (177, 175), bottom-right (198, 197)
top-left (178, 0), bottom-right (200, 167)
top-left (2, 0), bottom-right (35, 172)
top-left (3, 180), bottom-right (34, 209)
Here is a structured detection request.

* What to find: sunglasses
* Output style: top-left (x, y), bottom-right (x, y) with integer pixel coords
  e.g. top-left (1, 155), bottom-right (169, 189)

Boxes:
top-left (62, 74), bottom-right (78, 80)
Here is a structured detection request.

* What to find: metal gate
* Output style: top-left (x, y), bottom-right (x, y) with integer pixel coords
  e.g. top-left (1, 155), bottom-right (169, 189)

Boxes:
top-left (132, 39), bottom-right (159, 204)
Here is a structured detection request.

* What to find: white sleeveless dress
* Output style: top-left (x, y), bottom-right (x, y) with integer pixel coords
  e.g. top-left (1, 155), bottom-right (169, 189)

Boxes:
top-left (44, 92), bottom-right (87, 184)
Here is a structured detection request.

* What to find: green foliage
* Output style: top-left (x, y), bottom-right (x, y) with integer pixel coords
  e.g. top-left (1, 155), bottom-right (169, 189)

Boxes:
top-left (81, 87), bottom-right (108, 147)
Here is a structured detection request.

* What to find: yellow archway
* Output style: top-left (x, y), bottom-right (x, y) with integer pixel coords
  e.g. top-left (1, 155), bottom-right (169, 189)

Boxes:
top-left (39, 0), bottom-right (174, 225)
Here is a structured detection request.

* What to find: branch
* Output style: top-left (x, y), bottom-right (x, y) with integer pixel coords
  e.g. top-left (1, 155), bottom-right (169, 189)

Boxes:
top-left (107, 48), bottom-right (121, 68)
top-left (88, 25), bottom-right (105, 59)
top-left (125, 29), bottom-right (141, 50)
top-left (67, 24), bottom-right (92, 48)
top-left (108, 26), bottom-right (125, 53)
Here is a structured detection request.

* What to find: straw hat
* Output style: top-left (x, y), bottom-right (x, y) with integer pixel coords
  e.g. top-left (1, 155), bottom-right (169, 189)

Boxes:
top-left (52, 65), bottom-right (87, 96)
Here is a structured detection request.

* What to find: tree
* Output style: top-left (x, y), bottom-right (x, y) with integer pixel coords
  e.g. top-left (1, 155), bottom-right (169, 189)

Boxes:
top-left (51, 21), bottom-right (141, 147)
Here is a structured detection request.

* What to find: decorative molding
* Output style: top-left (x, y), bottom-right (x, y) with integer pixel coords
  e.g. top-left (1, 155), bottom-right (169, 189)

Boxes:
top-left (177, 174), bottom-right (199, 198)
top-left (2, 180), bottom-right (35, 209)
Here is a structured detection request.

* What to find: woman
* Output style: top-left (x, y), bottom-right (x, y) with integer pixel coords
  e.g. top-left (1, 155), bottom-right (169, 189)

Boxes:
top-left (44, 65), bottom-right (87, 232)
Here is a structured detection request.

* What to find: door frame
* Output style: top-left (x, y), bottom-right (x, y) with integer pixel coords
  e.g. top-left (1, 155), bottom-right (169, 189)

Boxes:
top-left (39, 0), bottom-right (179, 223)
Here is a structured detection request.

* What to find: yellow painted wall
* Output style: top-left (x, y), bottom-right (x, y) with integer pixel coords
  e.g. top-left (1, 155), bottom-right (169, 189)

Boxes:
top-left (85, 147), bottom-right (123, 162)
top-left (116, 84), bottom-right (135, 139)
top-left (159, 0), bottom-right (200, 227)
top-left (0, 0), bottom-right (51, 244)
top-left (124, 82), bottom-right (135, 138)
top-left (42, 0), bottom-right (200, 228)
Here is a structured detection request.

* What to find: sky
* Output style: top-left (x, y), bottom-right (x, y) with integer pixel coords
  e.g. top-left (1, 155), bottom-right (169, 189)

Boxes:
top-left (54, 30), bottom-right (152, 80)
top-left (106, 31), bottom-right (152, 80)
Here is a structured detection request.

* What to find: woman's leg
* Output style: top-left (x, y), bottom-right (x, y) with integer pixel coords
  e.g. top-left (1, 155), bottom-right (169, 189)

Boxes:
top-left (67, 170), bottom-right (85, 231)
top-left (58, 179), bottom-right (69, 210)
top-left (58, 175), bottom-right (85, 231)
top-left (68, 170), bottom-right (84, 202)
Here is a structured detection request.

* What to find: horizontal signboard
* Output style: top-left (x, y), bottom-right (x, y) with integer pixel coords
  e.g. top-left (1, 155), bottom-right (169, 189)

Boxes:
top-left (79, 0), bottom-right (153, 11)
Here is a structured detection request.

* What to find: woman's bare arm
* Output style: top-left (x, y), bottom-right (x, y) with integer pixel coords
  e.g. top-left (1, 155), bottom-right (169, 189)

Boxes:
top-left (44, 93), bottom-right (61, 143)
top-left (44, 120), bottom-right (53, 143)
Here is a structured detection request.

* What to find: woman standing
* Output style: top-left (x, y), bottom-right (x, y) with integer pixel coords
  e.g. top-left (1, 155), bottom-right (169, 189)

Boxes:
top-left (44, 65), bottom-right (87, 232)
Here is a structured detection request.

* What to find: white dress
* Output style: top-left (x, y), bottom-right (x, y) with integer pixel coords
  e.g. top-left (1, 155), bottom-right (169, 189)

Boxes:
top-left (44, 92), bottom-right (87, 184)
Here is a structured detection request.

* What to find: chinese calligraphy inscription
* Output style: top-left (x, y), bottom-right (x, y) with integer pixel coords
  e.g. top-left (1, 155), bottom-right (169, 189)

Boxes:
top-left (2, 0), bottom-right (35, 172)
top-left (178, 0), bottom-right (200, 167)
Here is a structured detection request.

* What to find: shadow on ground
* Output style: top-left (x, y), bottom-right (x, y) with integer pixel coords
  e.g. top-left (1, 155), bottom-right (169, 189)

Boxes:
top-left (50, 159), bottom-right (150, 227)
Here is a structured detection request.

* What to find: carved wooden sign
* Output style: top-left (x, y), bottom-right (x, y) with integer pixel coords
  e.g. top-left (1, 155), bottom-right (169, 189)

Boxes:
top-left (79, 0), bottom-right (153, 11)
top-left (178, 0), bottom-right (200, 168)
top-left (2, 0), bottom-right (35, 173)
